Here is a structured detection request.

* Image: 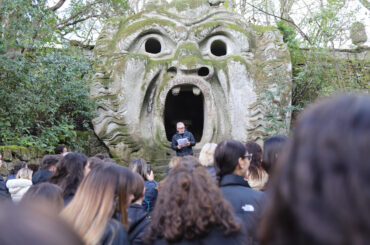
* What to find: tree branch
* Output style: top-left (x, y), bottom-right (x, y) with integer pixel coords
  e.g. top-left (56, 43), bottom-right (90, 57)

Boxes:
top-left (56, 1), bottom-right (102, 29)
top-left (57, 14), bottom-right (100, 29)
top-left (244, 1), bottom-right (312, 45)
top-left (48, 0), bottom-right (66, 11)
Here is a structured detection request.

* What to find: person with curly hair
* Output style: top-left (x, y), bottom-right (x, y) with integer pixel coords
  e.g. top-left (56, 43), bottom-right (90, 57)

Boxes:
top-left (146, 156), bottom-right (245, 245)
top-left (259, 95), bottom-right (370, 245)
top-left (245, 142), bottom-right (268, 191)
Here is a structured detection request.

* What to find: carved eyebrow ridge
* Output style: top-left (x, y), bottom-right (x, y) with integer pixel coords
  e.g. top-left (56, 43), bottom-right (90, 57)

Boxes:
top-left (119, 17), bottom-right (184, 43)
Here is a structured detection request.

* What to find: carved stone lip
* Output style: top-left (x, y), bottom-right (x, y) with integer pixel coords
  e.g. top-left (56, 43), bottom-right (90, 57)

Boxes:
top-left (159, 75), bottom-right (211, 107)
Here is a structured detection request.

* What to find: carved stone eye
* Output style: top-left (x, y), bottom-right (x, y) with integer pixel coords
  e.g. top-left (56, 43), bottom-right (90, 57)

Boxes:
top-left (210, 40), bottom-right (227, 56)
top-left (145, 38), bottom-right (161, 54)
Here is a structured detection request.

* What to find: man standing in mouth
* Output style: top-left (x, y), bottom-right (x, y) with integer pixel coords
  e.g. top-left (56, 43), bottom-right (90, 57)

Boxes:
top-left (171, 122), bottom-right (196, 156)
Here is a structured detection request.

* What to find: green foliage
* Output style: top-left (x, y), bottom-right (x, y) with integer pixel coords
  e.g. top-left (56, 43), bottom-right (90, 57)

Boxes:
top-left (0, 0), bottom-right (96, 152)
top-left (277, 19), bottom-right (369, 109)
top-left (259, 84), bottom-right (300, 136)
top-left (0, 49), bottom-right (96, 151)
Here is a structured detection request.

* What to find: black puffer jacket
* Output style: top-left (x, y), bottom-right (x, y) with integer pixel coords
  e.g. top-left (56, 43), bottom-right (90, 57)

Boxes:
top-left (171, 131), bottom-right (196, 156)
top-left (219, 174), bottom-right (265, 245)
top-left (0, 174), bottom-right (9, 200)
top-left (149, 227), bottom-right (246, 245)
top-left (32, 170), bottom-right (53, 185)
top-left (128, 204), bottom-right (150, 245)
top-left (100, 219), bottom-right (130, 245)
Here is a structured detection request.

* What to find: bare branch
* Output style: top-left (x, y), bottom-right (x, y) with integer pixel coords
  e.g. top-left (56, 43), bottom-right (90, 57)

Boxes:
top-left (56, 1), bottom-right (102, 29)
top-left (57, 14), bottom-right (100, 29)
top-left (48, 0), bottom-right (66, 11)
top-left (243, 1), bottom-right (312, 44)
top-left (69, 40), bottom-right (95, 50)
top-left (359, 0), bottom-right (370, 10)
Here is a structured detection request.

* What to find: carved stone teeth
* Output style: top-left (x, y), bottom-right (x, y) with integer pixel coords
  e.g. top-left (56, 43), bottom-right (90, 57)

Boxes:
top-left (192, 87), bottom-right (201, 96)
top-left (171, 87), bottom-right (181, 96)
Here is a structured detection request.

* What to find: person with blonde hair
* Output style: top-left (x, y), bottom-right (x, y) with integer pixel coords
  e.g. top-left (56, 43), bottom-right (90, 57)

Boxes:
top-left (61, 164), bottom-right (134, 245)
top-left (6, 167), bottom-right (33, 202)
top-left (199, 143), bottom-right (218, 179)
top-left (245, 142), bottom-right (268, 191)
top-left (166, 156), bottom-right (182, 175)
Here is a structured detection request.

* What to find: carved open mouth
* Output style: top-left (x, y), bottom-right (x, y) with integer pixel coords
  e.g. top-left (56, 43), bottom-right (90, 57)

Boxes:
top-left (164, 84), bottom-right (204, 142)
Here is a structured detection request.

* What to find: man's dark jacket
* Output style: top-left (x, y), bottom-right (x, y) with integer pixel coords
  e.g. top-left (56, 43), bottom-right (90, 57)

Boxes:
top-left (220, 174), bottom-right (265, 245)
top-left (171, 131), bottom-right (196, 156)
top-left (0, 174), bottom-right (9, 200)
top-left (32, 169), bottom-right (53, 185)
top-left (128, 204), bottom-right (150, 245)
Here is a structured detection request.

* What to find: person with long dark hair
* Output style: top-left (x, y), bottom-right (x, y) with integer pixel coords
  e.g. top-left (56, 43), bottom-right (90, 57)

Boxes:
top-left (21, 182), bottom-right (64, 212)
top-left (61, 164), bottom-right (134, 245)
top-left (146, 156), bottom-right (244, 244)
top-left (32, 155), bottom-right (60, 185)
top-left (128, 172), bottom-right (150, 245)
top-left (49, 153), bottom-right (88, 205)
top-left (214, 140), bottom-right (265, 244)
top-left (129, 158), bottom-right (158, 213)
top-left (261, 135), bottom-right (288, 175)
top-left (0, 202), bottom-right (83, 245)
top-left (259, 95), bottom-right (370, 245)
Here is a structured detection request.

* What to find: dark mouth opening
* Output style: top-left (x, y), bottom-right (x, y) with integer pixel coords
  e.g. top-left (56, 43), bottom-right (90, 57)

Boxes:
top-left (164, 85), bottom-right (204, 142)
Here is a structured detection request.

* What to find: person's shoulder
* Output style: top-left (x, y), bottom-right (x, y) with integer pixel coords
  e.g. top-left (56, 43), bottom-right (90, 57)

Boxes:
top-left (102, 219), bottom-right (129, 245)
top-left (6, 178), bottom-right (32, 188)
top-left (145, 180), bottom-right (158, 186)
top-left (201, 228), bottom-right (245, 245)
top-left (184, 131), bottom-right (193, 135)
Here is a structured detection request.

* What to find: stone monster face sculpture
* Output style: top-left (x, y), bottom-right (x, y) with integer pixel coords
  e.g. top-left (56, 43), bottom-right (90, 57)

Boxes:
top-left (91, 0), bottom-right (292, 162)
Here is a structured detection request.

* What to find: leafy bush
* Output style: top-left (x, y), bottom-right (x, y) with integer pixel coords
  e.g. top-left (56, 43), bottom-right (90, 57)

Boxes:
top-left (0, 0), bottom-right (97, 151)
top-left (0, 50), bottom-right (95, 151)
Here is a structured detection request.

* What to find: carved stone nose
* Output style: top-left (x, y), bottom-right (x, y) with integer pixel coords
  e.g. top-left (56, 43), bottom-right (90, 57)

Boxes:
top-left (168, 42), bottom-right (214, 78)
top-left (167, 64), bottom-right (213, 79)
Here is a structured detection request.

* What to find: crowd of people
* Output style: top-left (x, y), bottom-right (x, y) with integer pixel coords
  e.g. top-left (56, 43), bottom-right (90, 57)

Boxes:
top-left (0, 94), bottom-right (369, 245)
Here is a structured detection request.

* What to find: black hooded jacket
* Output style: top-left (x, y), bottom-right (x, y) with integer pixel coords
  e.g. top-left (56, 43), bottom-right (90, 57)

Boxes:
top-left (32, 169), bottom-right (53, 185)
top-left (219, 174), bottom-right (265, 245)
top-left (149, 227), bottom-right (246, 245)
top-left (100, 219), bottom-right (130, 245)
top-left (128, 204), bottom-right (150, 245)
top-left (0, 174), bottom-right (9, 200)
